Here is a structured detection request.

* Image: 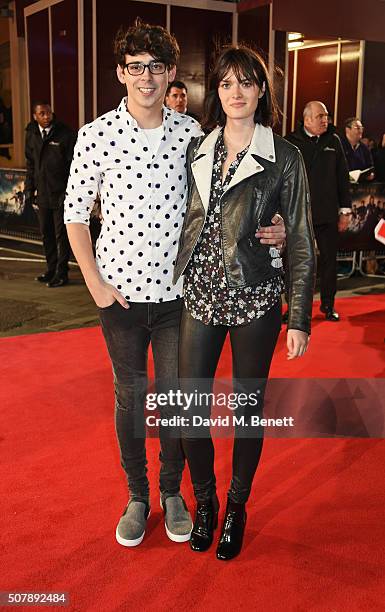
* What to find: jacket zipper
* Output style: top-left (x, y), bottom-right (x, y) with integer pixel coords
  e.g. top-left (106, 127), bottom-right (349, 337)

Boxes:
top-left (178, 204), bottom-right (209, 277)
top-left (220, 187), bottom-right (270, 282)
top-left (219, 190), bottom-right (229, 284)
top-left (179, 178), bottom-right (270, 280)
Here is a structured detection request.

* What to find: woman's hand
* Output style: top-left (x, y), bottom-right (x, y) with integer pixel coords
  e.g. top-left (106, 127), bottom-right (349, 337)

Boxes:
top-left (287, 329), bottom-right (309, 360)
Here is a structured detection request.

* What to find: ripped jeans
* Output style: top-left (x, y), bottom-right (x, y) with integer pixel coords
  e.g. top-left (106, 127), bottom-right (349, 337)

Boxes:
top-left (99, 299), bottom-right (184, 502)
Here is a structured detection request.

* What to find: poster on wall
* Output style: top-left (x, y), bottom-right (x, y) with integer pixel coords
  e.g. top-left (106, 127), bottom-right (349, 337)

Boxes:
top-left (0, 167), bottom-right (39, 236)
top-left (338, 182), bottom-right (385, 251)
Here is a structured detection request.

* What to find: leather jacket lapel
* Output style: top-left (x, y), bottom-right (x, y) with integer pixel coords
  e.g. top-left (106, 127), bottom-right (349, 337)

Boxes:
top-left (191, 127), bottom-right (221, 213)
top-left (226, 124), bottom-right (275, 192)
top-left (193, 124), bottom-right (276, 200)
top-left (191, 151), bottom-right (214, 214)
top-left (224, 152), bottom-right (264, 192)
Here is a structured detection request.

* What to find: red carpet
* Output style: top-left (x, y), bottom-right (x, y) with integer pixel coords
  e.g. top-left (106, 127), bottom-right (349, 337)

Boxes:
top-left (1, 295), bottom-right (385, 610)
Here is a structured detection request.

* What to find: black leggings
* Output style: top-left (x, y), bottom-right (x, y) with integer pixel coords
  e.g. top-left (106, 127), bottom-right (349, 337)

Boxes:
top-left (179, 300), bottom-right (282, 504)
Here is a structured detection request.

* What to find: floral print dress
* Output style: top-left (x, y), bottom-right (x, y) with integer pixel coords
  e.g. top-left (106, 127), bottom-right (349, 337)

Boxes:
top-left (184, 130), bottom-right (283, 326)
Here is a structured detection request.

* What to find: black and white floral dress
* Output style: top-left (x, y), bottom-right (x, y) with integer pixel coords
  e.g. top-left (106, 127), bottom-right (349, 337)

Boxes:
top-left (184, 130), bottom-right (283, 326)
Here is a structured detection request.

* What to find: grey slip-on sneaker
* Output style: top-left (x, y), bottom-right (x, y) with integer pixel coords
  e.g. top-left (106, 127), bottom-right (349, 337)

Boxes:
top-left (160, 494), bottom-right (192, 543)
top-left (116, 500), bottom-right (151, 547)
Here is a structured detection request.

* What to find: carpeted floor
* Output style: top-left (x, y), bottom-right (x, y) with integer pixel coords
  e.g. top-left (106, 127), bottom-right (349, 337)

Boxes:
top-left (1, 295), bottom-right (384, 611)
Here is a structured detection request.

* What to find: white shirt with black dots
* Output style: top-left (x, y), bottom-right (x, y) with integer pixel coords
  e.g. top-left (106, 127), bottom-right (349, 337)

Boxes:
top-left (64, 97), bottom-right (202, 303)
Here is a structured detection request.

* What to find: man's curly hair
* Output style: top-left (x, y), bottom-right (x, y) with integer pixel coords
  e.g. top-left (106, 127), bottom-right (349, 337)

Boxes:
top-left (114, 18), bottom-right (179, 68)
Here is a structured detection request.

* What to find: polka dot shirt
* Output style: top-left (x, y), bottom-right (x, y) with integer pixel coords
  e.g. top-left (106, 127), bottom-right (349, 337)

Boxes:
top-left (64, 97), bottom-right (202, 302)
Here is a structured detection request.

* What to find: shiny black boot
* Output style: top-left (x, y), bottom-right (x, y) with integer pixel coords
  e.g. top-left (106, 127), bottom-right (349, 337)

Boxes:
top-left (189, 494), bottom-right (219, 552)
top-left (216, 499), bottom-right (246, 561)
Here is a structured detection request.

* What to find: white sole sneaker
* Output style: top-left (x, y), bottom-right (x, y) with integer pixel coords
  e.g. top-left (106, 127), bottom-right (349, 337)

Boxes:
top-left (160, 497), bottom-right (192, 543)
top-left (115, 509), bottom-right (151, 547)
top-left (164, 521), bottom-right (192, 543)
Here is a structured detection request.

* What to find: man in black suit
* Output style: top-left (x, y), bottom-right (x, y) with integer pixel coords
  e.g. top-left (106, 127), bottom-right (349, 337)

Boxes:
top-left (25, 101), bottom-right (76, 287)
top-left (165, 80), bottom-right (188, 114)
top-left (165, 80), bottom-right (200, 122)
top-left (285, 101), bottom-right (351, 321)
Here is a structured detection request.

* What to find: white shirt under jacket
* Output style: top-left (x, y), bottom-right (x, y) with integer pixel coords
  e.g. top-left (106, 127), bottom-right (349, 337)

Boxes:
top-left (64, 97), bottom-right (202, 303)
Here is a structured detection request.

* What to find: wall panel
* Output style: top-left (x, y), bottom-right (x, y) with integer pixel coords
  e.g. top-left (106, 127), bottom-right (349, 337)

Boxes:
top-left (96, 0), bottom-right (166, 116)
top-left (171, 6), bottom-right (232, 118)
top-left (273, 29), bottom-right (286, 134)
top-left (285, 47), bottom-right (293, 133)
top-left (337, 41), bottom-right (360, 129)
top-left (295, 44), bottom-right (337, 124)
top-left (238, 5), bottom-right (270, 62)
top-left (26, 9), bottom-right (50, 113)
top-left (362, 41), bottom-right (385, 141)
top-left (84, 0), bottom-right (93, 124)
top-left (272, 0), bottom-right (385, 44)
top-left (51, 0), bottom-right (78, 129)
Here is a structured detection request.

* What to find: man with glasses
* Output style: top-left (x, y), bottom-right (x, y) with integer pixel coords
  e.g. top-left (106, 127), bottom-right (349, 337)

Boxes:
top-left (341, 117), bottom-right (375, 179)
top-left (64, 19), bottom-right (285, 548)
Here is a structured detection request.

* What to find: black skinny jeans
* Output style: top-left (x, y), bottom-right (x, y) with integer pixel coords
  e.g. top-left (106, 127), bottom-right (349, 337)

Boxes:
top-left (99, 298), bottom-right (185, 503)
top-left (179, 301), bottom-right (281, 504)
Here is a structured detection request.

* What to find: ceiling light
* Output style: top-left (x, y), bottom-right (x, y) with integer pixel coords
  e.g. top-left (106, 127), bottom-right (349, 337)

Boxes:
top-left (288, 40), bottom-right (304, 49)
top-left (288, 32), bottom-right (303, 42)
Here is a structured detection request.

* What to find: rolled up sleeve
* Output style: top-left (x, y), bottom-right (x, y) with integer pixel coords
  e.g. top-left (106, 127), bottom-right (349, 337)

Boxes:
top-left (64, 125), bottom-right (101, 226)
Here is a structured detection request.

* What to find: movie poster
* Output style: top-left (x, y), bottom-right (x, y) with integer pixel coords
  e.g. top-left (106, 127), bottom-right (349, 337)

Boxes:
top-left (338, 182), bottom-right (385, 251)
top-left (0, 168), bottom-right (39, 235)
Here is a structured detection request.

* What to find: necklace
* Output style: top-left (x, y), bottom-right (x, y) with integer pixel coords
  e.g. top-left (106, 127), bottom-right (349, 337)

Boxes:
top-left (223, 128), bottom-right (253, 155)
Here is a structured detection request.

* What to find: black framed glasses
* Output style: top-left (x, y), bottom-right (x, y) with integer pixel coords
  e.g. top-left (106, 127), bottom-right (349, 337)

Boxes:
top-left (124, 60), bottom-right (167, 76)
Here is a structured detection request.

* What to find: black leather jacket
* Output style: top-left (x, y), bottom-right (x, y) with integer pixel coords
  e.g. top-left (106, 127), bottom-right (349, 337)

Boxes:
top-left (173, 125), bottom-right (316, 334)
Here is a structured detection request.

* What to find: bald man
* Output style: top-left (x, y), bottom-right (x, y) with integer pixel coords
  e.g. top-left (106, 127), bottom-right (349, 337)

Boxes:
top-left (285, 101), bottom-right (351, 321)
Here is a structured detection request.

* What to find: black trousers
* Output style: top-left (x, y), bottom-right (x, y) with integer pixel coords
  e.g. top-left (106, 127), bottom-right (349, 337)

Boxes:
top-left (313, 222), bottom-right (338, 308)
top-left (99, 299), bottom-right (185, 502)
top-left (179, 301), bottom-right (281, 504)
top-left (37, 205), bottom-right (70, 278)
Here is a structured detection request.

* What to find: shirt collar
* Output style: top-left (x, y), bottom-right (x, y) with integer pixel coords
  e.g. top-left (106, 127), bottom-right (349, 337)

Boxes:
top-left (38, 124), bottom-right (52, 135)
top-left (304, 127), bottom-right (317, 139)
top-left (117, 97), bottom-right (181, 133)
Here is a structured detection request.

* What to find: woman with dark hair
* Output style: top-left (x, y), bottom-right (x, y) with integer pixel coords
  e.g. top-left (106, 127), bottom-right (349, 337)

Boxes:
top-left (173, 46), bottom-right (315, 560)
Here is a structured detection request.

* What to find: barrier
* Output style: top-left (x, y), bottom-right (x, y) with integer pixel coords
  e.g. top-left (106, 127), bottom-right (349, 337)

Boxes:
top-left (1, 167), bottom-right (384, 277)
